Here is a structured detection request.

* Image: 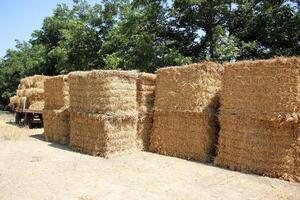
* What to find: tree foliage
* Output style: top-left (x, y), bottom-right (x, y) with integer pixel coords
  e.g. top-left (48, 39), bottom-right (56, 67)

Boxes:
top-left (0, 0), bottom-right (299, 105)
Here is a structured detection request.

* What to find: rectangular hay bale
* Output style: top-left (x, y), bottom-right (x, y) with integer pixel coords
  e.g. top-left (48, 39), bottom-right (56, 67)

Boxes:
top-left (43, 109), bottom-right (70, 145)
top-left (149, 62), bottom-right (223, 161)
top-left (214, 57), bottom-right (300, 182)
top-left (68, 70), bottom-right (138, 114)
top-left (18, 75), bottom-right (49, 90)
top-left (9, 95), bottom-right (19, 110)
top-left (151, 111), bottom-right (218, 161)
top-left (69, 112), bottom-right (138, 157)
top-left (136, 73), bottom-right (156, 150)
top-left (44, 75), bottom-right (69, 110)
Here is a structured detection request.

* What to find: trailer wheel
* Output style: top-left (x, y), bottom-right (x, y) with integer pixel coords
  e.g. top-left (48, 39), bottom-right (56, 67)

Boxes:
top-left (28, 120), bottom-right (34, 129)
top-left (15, 112), bottom-right (21, 125)
top-left (28, 114), bottom-right (34, 129)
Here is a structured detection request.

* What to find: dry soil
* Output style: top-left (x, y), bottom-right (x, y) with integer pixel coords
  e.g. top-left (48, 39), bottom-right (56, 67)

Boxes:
top-left (0, 112), bottom-right (299, 200)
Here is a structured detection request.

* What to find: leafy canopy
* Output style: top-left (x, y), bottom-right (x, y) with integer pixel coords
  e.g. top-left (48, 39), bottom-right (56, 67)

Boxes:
top-left (0, 0), bottom-right (299, 105)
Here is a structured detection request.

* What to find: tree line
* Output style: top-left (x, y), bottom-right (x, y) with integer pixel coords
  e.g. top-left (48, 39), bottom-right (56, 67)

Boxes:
top-left (0, 0), bottom-right (299, 106)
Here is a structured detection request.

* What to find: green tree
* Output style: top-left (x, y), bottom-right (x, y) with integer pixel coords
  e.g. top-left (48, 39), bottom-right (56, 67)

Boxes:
top-left (170, 0), bottom-right (299, 60)
top-left (102, 0), bottom-right (191, 72)
top-left (228, 0), bottom-right (300, 59)
top-left (170, 0), bottom-right (233, 60)
top-left (0, 41), bottom-right (47, 104)
top-left (48, 19), bottom-right (104, 73)
top-left (0, 0), bottom-right (299, 105)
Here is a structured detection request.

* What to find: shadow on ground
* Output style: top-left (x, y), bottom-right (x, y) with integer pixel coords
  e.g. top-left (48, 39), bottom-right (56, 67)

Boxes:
top-left (30, 134), bottom-right (46, 141)
top-left (30, 134), bottom-right (75, 153)
top-left (6, 121), bottom-right (17, 125)
top-left (6, 121), bottom-right (43, 129)
top-left (5, 121), bottom-right (27, 128)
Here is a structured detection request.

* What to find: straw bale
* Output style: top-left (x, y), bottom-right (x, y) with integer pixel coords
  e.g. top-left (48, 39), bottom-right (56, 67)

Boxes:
top-left (215, 57), bottom-right (300, 182)
top-left (137, 114), bottom-right (153, 149)
top-left (149, 62), bottom-right (223, 161)
top-left (18, 77), bottom-right (31, 89)
top-left (18, 75), bottom-right (49, 89)
top-left (43, 109), bottom-right (70, 145)
top-left (69, 111), bottom-right (138, 157)
top-left (12, 85), bottom-right (46, 110)
top-left (44, 75), bottom-right (69, 110)
top-left (9, 95), bottom-right (19, 109)
top-left (17, 88), bottom-right (44, 100)
top-left (221, 57), bottom-right (300, 118)
top-left (136, 73), bottom-right (156, 150)
top-left (15, 97), bottom-right (28, 109)
top-left (68, 70), bottom-right (138, 114)
top-left (137, 73), bottom-right (156, 85)
top-left (215, 114), bottom-right (300, 182)
top-left (16, 90), bottom-right (23, 97)
top-left (150, 111), bottom-right (219, 161)
top-left (16, 88), bottom-right (45, 110)
top-left (12, 75), bottom-right (49, 110)
top-left (137, 91), bottom-right (155, 105)
top-left (28, 101), bottom-right (44, 111)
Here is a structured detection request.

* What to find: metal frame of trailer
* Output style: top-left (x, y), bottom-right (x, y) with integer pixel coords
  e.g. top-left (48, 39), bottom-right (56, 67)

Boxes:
top-left (14, 98), bottom-right (43, 128)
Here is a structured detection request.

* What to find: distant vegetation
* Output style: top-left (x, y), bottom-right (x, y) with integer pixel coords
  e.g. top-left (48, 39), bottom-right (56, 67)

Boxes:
top-left (0, 0), bottom-right (299, 105)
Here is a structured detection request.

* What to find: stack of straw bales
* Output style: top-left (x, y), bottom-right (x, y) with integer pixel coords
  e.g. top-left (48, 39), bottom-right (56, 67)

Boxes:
top-left (149, 62), bottom-right (223, 162)
top-left (136, 73), bottom-right (156, 150)
top-left (68, 70), bottom-right (139, 157)
top-left (43, 75), bottom-right (70, 145)
top-left (9, 75), bottom-right (49, 110)
top-left (215, 57), bottom-right (300, 182)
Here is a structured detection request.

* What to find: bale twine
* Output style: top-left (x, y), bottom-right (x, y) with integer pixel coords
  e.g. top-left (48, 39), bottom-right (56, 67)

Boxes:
top-left (136, 73), bottom-right (156, 151)
top-left (68, 70), bottom-right (139, 157)
top-left (149, 62), bottom-right (223, 162)
top-left (214, 57), bottom-right (300, 182)
top-left (43, 75), bottom-right (70, 145)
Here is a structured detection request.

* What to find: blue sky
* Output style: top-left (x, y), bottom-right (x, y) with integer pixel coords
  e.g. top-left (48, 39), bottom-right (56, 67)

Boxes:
top-left (0, 0), bottom-right (173, 58)
top-left (0, 0), bottom-right (99, 58)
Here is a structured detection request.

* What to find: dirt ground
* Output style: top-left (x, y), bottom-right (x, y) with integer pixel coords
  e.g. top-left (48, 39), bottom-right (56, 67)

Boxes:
top-left (0, 112), bottom-right (299, 200)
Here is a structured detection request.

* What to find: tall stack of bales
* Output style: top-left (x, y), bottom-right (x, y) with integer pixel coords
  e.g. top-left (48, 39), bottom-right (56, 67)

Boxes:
top-left (215, 57), bottom-right (300, 182)
top-left (149, 62), bottom-right (223, 162)
top-left (43, 75), bottom-right (70, 145)
top-left (136, 73), bottom-right (156, 150)
top-left (68, 70), bottom-right (138, 157)
top-left (9, 75), bottom-right (49, 110)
